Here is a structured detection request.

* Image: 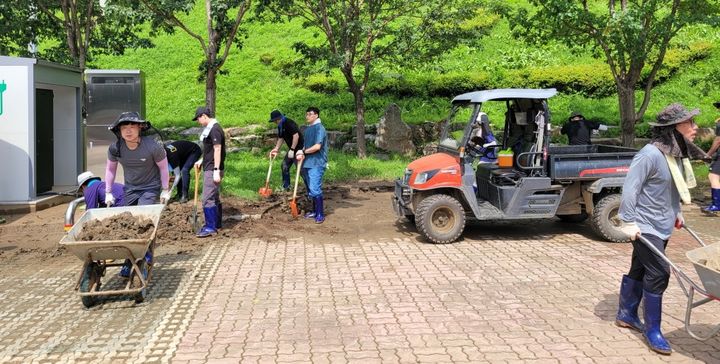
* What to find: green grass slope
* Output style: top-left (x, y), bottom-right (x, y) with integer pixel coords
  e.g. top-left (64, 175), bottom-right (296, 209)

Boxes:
top-left (94, 4), bottom-right (720, 133)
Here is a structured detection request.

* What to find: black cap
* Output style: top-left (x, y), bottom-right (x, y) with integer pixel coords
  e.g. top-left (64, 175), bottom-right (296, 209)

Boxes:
top-left (193, 106), bottom-right (212, 121)
top-left (714, 101), bottom-right (720, 109)
top-left (569, 111), bottom-right (584, 120)
top-left (269, 109), bottom-right (283, 122)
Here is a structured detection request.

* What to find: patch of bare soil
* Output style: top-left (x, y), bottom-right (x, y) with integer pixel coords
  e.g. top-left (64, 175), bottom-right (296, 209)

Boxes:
top-left (76, 212), bottom-right (154, 241)
top-left (0, 181), bottom-right (407, 263)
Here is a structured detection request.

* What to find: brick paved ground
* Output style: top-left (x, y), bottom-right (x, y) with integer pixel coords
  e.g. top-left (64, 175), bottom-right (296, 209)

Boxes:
top-left (0, 201), bottom-right (719, 363)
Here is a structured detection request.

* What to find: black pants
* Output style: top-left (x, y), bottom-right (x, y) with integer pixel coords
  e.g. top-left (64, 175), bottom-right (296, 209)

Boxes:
top-left (627, 233), bottom-right (670, 294)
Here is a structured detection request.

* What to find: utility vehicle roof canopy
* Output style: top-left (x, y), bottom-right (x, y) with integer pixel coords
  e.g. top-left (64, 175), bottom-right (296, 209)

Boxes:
top-left (452, 88), bottom-right (557, 104)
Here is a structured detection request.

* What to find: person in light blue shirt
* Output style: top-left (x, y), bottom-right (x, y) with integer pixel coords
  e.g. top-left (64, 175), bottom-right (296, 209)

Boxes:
top-left (295, 106), bottom-right (328, 224)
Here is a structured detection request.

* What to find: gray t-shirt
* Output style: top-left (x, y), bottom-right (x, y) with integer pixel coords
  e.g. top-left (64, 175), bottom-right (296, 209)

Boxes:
top-left (108, 136), bottom-right (166, 191)
top-left (619, 144), bottom-right (681, 240)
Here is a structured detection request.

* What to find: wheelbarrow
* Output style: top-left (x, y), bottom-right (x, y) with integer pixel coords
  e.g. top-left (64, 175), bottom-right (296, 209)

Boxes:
top-left (59, 204), bottom-right (165, 308)
top-left (638, 225), bottom-right (720, 340)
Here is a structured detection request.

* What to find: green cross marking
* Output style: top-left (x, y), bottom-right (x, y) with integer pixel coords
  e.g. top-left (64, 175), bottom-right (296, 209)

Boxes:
top-left (0, 80), bottom-right (6, 116)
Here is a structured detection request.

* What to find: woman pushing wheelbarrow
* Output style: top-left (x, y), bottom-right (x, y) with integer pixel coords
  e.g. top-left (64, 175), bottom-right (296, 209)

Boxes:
top-left (615, 103), bottom-right (704, 355)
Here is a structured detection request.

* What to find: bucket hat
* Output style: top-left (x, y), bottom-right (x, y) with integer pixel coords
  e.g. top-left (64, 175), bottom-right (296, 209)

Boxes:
top-left (108, 111), bottom-right (149, 133)
top-left (76, 171), bottom-right (100, 192)
top-left (649, 103), bottom-right (700, 127)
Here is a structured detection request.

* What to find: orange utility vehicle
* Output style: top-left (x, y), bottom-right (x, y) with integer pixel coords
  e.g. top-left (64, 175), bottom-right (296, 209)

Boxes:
top-left (392, 89), bottom-right (638, 244)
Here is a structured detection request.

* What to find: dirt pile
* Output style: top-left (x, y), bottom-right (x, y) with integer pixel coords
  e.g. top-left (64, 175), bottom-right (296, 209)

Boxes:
top-left (76, 212), bottom-right (154, 241)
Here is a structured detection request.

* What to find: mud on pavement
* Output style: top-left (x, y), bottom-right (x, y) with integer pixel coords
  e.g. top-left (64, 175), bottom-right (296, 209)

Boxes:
top-left (0, 182), bottom-right (399, 263)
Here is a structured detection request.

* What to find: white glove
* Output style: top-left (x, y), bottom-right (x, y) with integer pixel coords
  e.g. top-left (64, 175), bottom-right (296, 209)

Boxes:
top-left (287, 149), bottom-right (295, 159)
top-left (618, 221), bottom-right (641, 240)
top-left (160, 189), bottom-right (171, 204)
top-left (213, 170), bottom-right (222, 183)
top-left (105, 193), bottom-right (115, 207)
top-left (296, 150), bottom-right (304, 161)
top-left (269, 148), bottom-right (278, 158)
top-left (194, 159), bottom-right (203, 169)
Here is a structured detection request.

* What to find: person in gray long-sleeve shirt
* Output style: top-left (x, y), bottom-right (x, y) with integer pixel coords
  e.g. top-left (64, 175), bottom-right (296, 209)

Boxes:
top-left (614, 103), bottom-right (699, 356)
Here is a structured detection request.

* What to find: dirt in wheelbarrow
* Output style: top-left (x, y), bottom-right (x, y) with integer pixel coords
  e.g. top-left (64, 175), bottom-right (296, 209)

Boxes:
top-left (76, 212), bottom-right (154, 241)
top-left (0, 181), bottom-right (402, 263)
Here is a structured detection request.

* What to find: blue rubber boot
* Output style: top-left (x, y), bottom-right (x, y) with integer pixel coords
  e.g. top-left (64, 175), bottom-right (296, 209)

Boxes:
top-left (314, 195), bottom-right (325, 224)
top-left (196, 206), bottom-right (218, 238)
top-left (216, 203), bottom-right (223, 229)
top-left (643, 290), bottom-right (672, 355)
top-left (304, 196), bottom-right (316, 219)
top-left (119, 259), bottom-right (131, 277)
top-left (702, 188), bottom-right (720, 213)
top-left (615, 275), bottom-right (644, 332)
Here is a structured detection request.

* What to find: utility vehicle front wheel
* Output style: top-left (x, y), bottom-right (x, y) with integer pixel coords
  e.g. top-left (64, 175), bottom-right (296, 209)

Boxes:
top-left (415, 194), bottom-right (466, 244)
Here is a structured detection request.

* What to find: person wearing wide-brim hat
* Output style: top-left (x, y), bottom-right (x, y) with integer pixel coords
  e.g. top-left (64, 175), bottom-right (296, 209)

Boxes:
top-left (703, 101), bottom-right (720, 213)
top-left (76, 171), bottom-right (125, 209)
top-left (614, 103), bottom-right (700, 355)
top-left (268, 109), bottom-right (305, 191)
top-left (560, 111), bottom-right (609, 145)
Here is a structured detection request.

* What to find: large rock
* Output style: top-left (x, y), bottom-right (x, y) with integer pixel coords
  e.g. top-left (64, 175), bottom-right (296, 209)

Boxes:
top-left (375, 104), bottom-right (415, 156)
top-left (225, 124), bottom-right (264, 137)
top-left (326, 130), bottom-right (348, 149)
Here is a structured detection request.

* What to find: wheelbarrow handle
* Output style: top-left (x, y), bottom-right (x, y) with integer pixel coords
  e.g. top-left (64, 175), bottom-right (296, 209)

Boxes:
top-left (681, 224), bottom-right (707, 247)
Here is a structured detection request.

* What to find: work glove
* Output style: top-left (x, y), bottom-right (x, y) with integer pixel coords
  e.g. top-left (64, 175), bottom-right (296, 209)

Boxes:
top-left (213, 169), bottom-right (222, 183)
top-left (194, 159), bottom-right (203, 169)
top-left (287, 149), bottom-right (295, 159)
top-left (105, 194), bottom-right (115, 207)
top-left (269, 148), bottom-right (278, 158)
top-left (618, 221), bottom-right (641, 241)
top-left (160, 189), bottom-right (171, 204)
top-left (675, 214), bottom-right (685, 229)
top-left (296, 150), bottom-right (304, 161)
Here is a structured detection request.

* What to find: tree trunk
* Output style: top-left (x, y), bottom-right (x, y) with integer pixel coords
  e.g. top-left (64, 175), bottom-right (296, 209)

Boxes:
top-left (205, 67), bottom-right (216, 112)
top-left (617, 83), bottom-right (637, 147)
top-left (352, 88), bottom-right (367, 159)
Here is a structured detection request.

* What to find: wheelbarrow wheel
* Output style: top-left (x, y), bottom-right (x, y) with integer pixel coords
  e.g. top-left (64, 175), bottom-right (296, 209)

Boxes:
top-left (79, 262), bottom-right (101, 308)
top-left (132, 259), bottom-right (149, 304)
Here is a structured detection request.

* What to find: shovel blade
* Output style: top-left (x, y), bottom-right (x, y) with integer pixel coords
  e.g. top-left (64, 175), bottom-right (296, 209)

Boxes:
top-left (258, 187), bottom-right (272, 198)
top-left (192, 209), bottom-right (199, 232)
top-left (290, 200), bottom-right (299, 218)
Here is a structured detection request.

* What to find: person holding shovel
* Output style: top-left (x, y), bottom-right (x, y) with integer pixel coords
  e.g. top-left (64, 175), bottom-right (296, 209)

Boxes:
top-left (192, 106), bottom-right (226, 238)
top-left (296, 106), bottom-right (328, 224)
top-left (615, 103), bottom-right (699, 355)
top-left (164, 140), bottom-right (202, 203)
top-left (268, 110), bottom-right (304, 191)
top-left (702, 101), bottom-right (720, 214)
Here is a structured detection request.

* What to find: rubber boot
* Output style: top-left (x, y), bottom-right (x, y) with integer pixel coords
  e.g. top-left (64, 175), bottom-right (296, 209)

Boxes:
top-left (314, 195), bottom-right (325, 224)
top-left (304, 196), bottom-right (316, 219)
top-left (216, 203), bottom-right (223, 229)
top-left (119, 259), bottom-right (131, 278)
top-left (196, 206), bottom-right (218, 238)
top-left (702, 188), bottom-right (720, 213)
top-left (643, 290), bottom-right (672, 355)
top-left (615, 275), bottom-right (644, 332)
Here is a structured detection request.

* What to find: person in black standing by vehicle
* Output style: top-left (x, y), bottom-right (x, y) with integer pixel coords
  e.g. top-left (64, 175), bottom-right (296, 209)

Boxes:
top-left (702, 101), bottom-right (720, 213)
top-left (164, 140), bottom-right (202, 203)
top-left (561, 111), bottom-right (609, 145)
top-left (268, 110), bottom-right (304, 191)
top-left (192, 106), bottom-right (226, 238)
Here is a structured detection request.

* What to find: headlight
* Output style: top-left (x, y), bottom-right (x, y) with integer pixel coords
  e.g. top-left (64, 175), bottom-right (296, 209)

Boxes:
top-left (414, 169), bottom-right (439, 184)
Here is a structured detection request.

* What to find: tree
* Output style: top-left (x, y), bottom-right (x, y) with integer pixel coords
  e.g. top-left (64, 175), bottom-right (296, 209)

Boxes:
top-left (258, 0), bottom-right (479, 158)
top-left (503, 0), bottom-right (719, 147)
top-left (140, 0), bottom-right (251, 112)
top-left (1, 0), bottom-right (152, 105)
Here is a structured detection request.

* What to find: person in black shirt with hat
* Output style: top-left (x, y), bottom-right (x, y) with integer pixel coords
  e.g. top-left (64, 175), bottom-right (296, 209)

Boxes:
top-left (192, 106), bottom-right (226, 238)
top-left (268, 110), bottom-right (304, 191)
top-left (561, 111), bottom-right (609, 145)
top-left (164, 140), bottom-right (202, 203)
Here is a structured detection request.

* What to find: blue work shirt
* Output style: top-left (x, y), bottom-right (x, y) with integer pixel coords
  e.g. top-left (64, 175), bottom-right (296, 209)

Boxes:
top-left (84, 180), bottom-right (125, 209)
top-left (302, 122), bottom-right (328, 169)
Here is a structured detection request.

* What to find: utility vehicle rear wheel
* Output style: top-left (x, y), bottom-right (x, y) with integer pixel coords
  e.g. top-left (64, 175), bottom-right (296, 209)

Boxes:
top-left (415, 194), bottom-right (466, 244)
top-left (591, 194), bottom-right (630, 243)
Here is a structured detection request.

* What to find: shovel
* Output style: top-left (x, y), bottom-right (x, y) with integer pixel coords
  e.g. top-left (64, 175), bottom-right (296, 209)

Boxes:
top-left (192, 165), bottom-right (200, 232)
top-left (289, 159), bottom-right (304, 218)
top-left (258, 154), bottom-right (276, 198)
